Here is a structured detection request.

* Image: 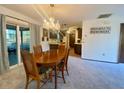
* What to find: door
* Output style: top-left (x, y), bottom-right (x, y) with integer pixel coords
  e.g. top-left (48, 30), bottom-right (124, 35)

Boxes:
top-left (6, 24), bottom-right (18, 66)
top-left (20, 27), bottom-right (30, 52)
top-left (69, 33), bottom-right (75, 47)
top-left (119, 24), bottom-right (124, 63)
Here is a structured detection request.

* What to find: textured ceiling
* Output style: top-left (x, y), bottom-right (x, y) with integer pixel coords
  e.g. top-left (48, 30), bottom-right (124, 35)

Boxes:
top-left (1, 4), bottom-right (124, 26)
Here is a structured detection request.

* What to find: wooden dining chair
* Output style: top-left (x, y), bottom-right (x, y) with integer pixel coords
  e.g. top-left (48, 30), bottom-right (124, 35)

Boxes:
top-left (57, 46), bottom-right (70, 83)
top-left (64, 48), bottom-right (70, 76)
top-left (58, 44), bottom-right (70, 74)
top-left (21, 50), bottom-right (49, 89)
top-left (33, 45), bottom-right (42, 59)
top-left (58, 43), bottom-right (66, 52)
top-left (33, 45), bottom-right (53, 82)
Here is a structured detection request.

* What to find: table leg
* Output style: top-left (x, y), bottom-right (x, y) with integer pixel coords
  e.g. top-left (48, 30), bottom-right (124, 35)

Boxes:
top-left (54, 65), bottom-right (57, 89)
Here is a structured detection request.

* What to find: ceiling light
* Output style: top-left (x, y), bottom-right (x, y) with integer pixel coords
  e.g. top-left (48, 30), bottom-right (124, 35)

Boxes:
top-left (43, 4), bottom-right (60, 31)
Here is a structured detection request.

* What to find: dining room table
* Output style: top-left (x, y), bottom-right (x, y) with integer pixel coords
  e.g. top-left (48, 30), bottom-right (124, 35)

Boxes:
top-left (35, 49), bottom-right (66, 89)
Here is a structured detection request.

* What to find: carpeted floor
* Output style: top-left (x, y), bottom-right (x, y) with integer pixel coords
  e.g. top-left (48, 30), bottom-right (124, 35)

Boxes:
top-left (0, 48), bottom-right (124, 89)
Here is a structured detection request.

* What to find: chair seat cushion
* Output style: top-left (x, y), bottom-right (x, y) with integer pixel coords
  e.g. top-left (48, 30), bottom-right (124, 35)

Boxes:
top-left (58, 61), bottom-right (64, 68)
top-left (38, 66), bottom-right (51, 74)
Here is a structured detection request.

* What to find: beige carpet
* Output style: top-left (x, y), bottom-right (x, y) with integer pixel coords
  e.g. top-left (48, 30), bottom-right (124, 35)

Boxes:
top-left (0, 49), bottom-right (124, 89)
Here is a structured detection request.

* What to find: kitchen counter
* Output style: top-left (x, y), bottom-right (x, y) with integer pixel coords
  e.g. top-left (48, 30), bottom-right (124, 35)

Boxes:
top-left (49, 42), bottom-right (60, 49)
top-left (74, 43), bottom-right (82, 55)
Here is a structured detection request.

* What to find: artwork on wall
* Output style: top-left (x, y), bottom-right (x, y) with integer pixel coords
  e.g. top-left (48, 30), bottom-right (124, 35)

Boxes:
top-left (90, 26), bottom-right (111, 34)
top-left (43, 28), bottom-right (48, 37)
top-left (50, 31), bottom-right (57, 39)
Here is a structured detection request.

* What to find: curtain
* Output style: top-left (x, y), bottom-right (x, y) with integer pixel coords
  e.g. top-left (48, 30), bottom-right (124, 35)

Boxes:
top-left (0, 15), bottom-right (9, 74)
top-left (29, 23), bottom-right (41, 52)
top-left (34, 24), bottom-right (41, 45)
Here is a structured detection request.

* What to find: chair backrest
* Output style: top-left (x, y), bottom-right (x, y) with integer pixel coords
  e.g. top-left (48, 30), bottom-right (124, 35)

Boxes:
top-left (33, 45), bottom-right (42, 58)
top-left (64, 48), bottom-right (70, 65)
top-left (58, 44), bottom-right (66, 53)
top-left (21, 50), bottom-right (39, 77)
top-left (49, 49), bottom-right (58, 58)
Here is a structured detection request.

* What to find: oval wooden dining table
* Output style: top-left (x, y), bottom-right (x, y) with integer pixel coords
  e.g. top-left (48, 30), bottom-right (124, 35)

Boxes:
top-left (35, 49), bottom-right (66, 89)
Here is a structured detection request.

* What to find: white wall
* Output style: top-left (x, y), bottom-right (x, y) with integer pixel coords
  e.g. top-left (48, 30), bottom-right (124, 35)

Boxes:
top-left (82, 17), bottom-right (124, 63)
top-left (0, 5), bottom-right (40, 25)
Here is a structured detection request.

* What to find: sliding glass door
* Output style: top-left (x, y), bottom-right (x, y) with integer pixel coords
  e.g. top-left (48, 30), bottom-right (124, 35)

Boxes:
top-left (6, 24), bottom-right (30, 67)
top-left (20, 27), bottom-right (30, 51)
top-left (6, 24), bottom-right (18, 66)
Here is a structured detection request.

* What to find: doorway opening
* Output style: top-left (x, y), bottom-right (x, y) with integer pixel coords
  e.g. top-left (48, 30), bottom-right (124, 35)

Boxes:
top-left (119, 23), bottom-right (124, 63)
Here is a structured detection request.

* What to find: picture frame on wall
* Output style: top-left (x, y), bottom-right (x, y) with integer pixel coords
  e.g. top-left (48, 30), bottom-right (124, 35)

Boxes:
top-left (43, 28), bottom-right (48, 37)
top-left (50, 31), bottom-right (57, 39)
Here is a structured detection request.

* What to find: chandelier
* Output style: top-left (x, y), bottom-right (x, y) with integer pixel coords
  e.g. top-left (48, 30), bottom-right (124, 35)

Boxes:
top-left (43, 4), bottom-right (60, 31)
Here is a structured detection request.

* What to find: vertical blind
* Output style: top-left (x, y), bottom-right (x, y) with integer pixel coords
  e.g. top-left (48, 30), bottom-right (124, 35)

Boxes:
top-left (0, 15), bottom-right (9, 74)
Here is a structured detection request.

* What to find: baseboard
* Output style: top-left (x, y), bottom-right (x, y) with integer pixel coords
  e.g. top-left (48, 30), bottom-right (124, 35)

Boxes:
top-left (81, 58), bottom-right (118, 64)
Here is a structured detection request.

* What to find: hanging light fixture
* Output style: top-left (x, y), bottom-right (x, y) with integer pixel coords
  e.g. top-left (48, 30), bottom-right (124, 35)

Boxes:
top-left (43, 4), bottom-right (60, 31)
